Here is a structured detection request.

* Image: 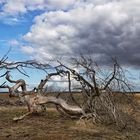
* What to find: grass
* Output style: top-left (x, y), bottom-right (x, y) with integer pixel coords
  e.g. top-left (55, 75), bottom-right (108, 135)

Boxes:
top-left (0, 93), bottom-right (140, 140)
top-left (0, 106), bottom-right (139, 140)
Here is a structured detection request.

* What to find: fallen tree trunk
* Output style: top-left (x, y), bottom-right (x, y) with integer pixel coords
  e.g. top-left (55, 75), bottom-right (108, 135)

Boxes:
top-left (3, 72), bottom-right (84, 120)
top-left (13, 94), bottom-right (84, 121)
top-left (35, 95), bottom-right (84, 116)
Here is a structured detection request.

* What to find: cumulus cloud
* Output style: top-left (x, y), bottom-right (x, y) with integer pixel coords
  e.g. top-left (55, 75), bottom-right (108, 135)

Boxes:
top-left (1, 0), bottom-right (140, 67)
top-left (0, 0), bottom-right (78, 16)
top-left (0, 0), bottom-right (78, 24)
top-left (21, 0), bottom-right (140, 67)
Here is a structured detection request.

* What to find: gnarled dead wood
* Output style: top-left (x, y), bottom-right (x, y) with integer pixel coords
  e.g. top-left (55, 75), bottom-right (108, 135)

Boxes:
top-left (37, 72), bottom-right (62, 93)
top-left (35, 95), bottom-right (84, 116)
top-left (3, 72), bottom-right (84, 121)
top-left (5, 71), bottom-right (26, 96)
top-left (13, 94), bottom-right (84, 121)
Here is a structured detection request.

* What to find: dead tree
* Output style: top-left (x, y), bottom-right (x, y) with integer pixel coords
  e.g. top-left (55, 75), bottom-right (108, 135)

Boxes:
top-left (0, 51), bottom-right (137, 129)
top-left (0, 52), bottom-right (84, 121)
top-left (36, 71), bottom-right (65, 94)
top-left (5, 71), bottom-right (26, 96)
top-left (56, 56), bottom-right (137, 129)
top-left (0, 49), bottom-right (51, 81)
top-left (1, 71), bottom-right (84, 121)
top-left (7, 56), bottom-right (135, 129)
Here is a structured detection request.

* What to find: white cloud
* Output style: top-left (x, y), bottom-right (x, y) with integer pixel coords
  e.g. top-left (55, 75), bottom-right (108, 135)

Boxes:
top-left (21, 0), bottom-right (140, 67)
top-left (21, 46), bottom-right (35, 54)
top-left (46, 0), bottom-right (76, 9)
top-left (0, 0), bottom-right (79, 24)
top-left (2, 0), bottom-right (27, 15)
top-left (0, 0), bottom-right (139, 66)
top-left (0, 0), bottom-right (78, 16)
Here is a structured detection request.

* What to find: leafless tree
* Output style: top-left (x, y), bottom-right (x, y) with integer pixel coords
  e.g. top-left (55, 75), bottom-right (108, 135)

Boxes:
top-left (0, 52), bottom-right (137, 130)
top-left (0, 49), bottom-right (52, 91)
top-left (1, 69), bottom-right (84, 121)
top-left (55, 56), bottom-right (138, 129)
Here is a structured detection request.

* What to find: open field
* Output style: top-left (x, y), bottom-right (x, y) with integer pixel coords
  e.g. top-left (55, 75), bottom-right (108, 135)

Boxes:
top-left (0, 93), bottom-right (140, 140)
top-left (133, 94), bottom-right (140, 100)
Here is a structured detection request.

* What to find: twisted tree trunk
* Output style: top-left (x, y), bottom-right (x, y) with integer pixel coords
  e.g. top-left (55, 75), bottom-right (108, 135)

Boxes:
top-left (5, 71), bottom-right (26, 97)
top-left (35, 95), bottom-right (84, 116)
top-left (3, 72), bottom-right (84, 121)
top-left (13, 94), bottom-right (84, 121)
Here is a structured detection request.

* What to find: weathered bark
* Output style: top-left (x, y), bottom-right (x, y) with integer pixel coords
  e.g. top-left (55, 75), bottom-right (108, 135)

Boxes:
top-left (5, 71), bottom-right (26, 96)
top-left (35, 95), bottom-right (84, 116)
top-left (13, 94), bottom-right (84, 121)
top-left (37, 73), bottom-right (60, 93)
top-left (3, 72), bottom-right (84, 121)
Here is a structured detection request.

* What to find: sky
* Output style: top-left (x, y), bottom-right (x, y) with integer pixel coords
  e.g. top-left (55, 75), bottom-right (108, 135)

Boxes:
top-left (0, 0), bottom-right (140, 91)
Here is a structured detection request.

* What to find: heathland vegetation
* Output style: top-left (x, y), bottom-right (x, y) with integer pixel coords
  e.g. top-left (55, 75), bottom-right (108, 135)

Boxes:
top-left (0, 53), bottom-right (139, 140)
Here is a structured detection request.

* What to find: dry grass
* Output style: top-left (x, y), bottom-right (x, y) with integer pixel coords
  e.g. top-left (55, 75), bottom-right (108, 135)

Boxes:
top-left (0, 93), bottom-right (139, 140)
top-left (0, 106), bottom-right (139, 140)
top-left (134, 94), bottom-right (140, 100)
